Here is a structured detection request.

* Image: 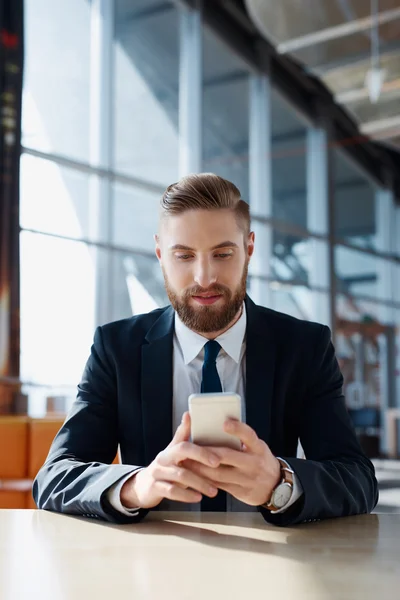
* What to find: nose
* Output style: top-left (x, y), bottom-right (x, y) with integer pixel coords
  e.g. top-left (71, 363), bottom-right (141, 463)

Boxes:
top-left (193, 256), bottom-right (217, 289)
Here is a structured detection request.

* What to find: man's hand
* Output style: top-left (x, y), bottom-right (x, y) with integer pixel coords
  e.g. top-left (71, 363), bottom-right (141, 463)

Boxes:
top-left (120, 412), bottom-right (221, 509)
top-left (183, 420), bottom-right (281, 507)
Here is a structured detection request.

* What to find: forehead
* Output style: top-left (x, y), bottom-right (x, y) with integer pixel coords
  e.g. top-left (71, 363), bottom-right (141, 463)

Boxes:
top-left (160, 209), bottom-right (243, 247)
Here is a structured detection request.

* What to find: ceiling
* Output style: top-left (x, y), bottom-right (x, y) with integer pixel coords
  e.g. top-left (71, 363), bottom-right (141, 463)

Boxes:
top-left (245, 0), bottom-right (400, 151)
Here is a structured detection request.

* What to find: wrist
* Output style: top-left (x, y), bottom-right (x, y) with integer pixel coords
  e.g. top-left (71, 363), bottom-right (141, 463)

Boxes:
top-left (262, 458), bottom-right (294, 511)
top-left (264, 458), bottom-right (281, 504)
top-left (120, 470), bottom-right (142, 509)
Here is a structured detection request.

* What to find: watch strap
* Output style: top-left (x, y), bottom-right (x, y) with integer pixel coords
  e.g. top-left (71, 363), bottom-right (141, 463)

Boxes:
top-left (262, 458), bottom-right (294, 511)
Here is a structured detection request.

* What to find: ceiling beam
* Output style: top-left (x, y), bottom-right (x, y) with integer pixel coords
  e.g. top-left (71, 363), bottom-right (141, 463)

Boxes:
top-left (277, 7), bottom-right (400, 54)
top-left (361, 115), bottom-right (400, 138)
top-left (335, 79), bottom-right (400, 104)
top-left (312, 41), bottom-right (400, 75)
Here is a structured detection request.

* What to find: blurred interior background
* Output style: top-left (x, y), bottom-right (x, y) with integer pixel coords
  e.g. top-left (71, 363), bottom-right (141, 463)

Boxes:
top-left (0, 0), bottom-right (400, 512)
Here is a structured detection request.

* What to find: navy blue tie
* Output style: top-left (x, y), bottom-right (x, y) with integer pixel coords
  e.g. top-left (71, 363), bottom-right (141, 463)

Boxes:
top-left (200, 340), bottom-right (226, 512)
top-left (201, 341), bottom-right (222, 393)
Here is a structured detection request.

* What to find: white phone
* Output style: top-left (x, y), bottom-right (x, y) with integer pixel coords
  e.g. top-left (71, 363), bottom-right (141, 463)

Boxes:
top-left (188, 392), bottom-right (242, 450)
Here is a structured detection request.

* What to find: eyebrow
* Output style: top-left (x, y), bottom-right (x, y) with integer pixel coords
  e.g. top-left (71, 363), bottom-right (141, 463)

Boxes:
top-left (169, 241), bottom-right (239, 251)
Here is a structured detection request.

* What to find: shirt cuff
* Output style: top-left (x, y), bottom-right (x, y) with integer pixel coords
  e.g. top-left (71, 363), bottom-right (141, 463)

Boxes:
top-left (270, 458), bottom-right (303, 514)
top-left (107, 468), bottom-right (144, 516)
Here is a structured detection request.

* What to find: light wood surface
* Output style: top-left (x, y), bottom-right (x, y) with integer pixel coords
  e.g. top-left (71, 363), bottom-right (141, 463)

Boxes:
top-left (0, 510), bottom-right (399, 599)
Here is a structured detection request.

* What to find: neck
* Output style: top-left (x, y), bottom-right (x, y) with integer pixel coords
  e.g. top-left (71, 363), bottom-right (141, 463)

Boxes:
top-left (199, 305), bottom-right (243, 340)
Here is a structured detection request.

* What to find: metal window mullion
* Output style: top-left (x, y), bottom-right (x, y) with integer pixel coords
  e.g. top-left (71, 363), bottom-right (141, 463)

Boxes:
top-left (179, 3), bottom-right (202, 176)
top-left (248, 73), bottom-right (272, 308)
top-left (306, 126), bottom-right (334, 329)
top-left (89, 0), bottom-right (114, 325)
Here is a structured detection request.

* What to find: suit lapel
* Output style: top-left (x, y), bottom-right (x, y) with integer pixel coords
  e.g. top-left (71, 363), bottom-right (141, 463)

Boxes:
top-left (141, 306), bottom-right (174, 464)
top-left (245, 296), bottom-right (275, 445)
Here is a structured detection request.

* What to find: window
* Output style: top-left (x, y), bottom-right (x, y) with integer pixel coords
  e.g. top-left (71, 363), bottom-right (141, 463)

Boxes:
top-left (272, 230), bottom-right (311, 286)
top-left (334, 149), bottom-right (377, 250)
top-left (271, 89), bottom-right (307, 227)
top-left (113, 0), bottom-right (179, 184)
top-left (202, 27), bottom-right (249, 199)
top-left (20, 154), bottom-right (91, 241)
top-left (20, 232), bottom-right (96, 386)
top-left (110, 251), bottom-right (168, 322)
top-left (22, 0), bottom-right (91, 161)
top-left (335, 245), bottom-right (393, 302)
top-left (112, 182), bottom-right (163, 252)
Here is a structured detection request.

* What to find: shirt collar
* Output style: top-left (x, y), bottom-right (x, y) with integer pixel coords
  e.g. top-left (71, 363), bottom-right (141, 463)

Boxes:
top-left (174, 304), bottom-right (246, 365)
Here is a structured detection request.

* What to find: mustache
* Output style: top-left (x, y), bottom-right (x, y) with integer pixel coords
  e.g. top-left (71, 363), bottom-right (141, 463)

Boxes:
top-left (185, 285), bottom-right (230, 297)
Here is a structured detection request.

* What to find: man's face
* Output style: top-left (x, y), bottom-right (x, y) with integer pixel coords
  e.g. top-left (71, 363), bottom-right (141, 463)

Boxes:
top-left (155, 209), bottom-right (254, 334)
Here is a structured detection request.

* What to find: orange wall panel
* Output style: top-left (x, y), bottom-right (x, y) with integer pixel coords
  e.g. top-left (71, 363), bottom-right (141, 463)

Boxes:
top-left (0, 490), bottom-right (28, 509)
top-left (0, 417), bottom-right (29, 478)
top-left (28, 418), bottom-right (65, 479)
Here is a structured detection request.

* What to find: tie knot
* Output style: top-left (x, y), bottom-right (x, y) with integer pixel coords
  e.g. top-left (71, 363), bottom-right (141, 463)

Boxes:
top-left (204, 340), bottom-right (221, 364)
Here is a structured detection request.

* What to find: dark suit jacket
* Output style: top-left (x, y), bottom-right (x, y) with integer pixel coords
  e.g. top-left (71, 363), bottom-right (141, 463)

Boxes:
top-left (33, 295), bottom-right (378, 526)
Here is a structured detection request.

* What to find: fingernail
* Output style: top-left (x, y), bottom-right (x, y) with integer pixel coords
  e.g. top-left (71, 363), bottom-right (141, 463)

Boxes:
top-left (225, 421), bottom-right (234, 432)
top-left (209, 486), bottom-right (218, 496)
top-left (209, 455), bottom-right (219, 466)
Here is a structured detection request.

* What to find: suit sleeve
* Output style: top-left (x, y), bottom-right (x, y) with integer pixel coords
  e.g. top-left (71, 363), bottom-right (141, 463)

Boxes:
top-left (260, 325), bottom-right (379, 526)
top-left (32, 326), bottom-right (148, 524)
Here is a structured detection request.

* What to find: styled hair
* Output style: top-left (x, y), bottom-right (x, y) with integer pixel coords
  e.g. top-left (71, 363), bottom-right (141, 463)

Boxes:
top-left (160, 173), bottom-right (251, 235)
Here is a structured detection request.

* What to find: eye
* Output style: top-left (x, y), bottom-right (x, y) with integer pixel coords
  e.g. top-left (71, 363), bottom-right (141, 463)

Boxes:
top-left (176, 254), bottom-right (193, 260)
top-left (215, 253), bottom-right (232, 259)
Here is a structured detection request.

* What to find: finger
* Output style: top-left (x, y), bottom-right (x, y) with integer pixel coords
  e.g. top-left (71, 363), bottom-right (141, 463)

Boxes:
top-left (155, 481), bottom-right (202, 504)
top-left (165, 441), bottom-right (220, 468)
top-left (185, 461), bottom-right (251, 487)
top-left (154, 465), bottom-right (218, 498)
top-left (223, 420), bottom-right (262, 452)
top-left (168, 412), bottom-right (191, 447)
top-left (213, 482), bottom-right (255, 503)
top-left (206, 446), bottom-right (250, 469)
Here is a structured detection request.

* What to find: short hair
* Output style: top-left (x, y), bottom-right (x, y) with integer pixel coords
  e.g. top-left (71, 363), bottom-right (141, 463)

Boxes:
top-left (159, 173), bottom-right (251, 236)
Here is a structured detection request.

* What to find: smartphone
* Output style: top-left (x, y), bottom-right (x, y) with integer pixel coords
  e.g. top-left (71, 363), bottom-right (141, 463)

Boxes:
top-left (188, 392), bottom-right (242, 450)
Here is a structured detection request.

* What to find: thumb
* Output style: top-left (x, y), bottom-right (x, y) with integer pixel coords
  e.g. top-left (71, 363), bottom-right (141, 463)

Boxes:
top-left (169, 411), bottom-right (191, 446)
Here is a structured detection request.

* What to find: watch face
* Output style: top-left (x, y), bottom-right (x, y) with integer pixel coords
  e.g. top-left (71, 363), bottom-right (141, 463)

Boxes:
top-left (272, 483), bottom-right (292, 509)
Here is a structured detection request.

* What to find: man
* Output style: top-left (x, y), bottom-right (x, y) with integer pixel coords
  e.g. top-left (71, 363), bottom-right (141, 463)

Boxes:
top-left (33, 173), bottom-right (378, 526)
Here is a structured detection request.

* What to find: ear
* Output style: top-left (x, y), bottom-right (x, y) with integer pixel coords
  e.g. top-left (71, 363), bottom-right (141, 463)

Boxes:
top-left (154, 234), bottom-right (162, 263)
top-left (247, 231), bottom-right (255, 259)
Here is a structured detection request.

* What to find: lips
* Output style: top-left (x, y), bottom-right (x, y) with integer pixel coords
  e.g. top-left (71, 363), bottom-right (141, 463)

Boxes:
top-left (192, 294), bottom-right (222, 305)
top-left (195, 294), bottom-right (221, 298)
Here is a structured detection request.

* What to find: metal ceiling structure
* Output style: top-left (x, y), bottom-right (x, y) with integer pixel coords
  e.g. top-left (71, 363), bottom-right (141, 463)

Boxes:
top-left (175, 0), bottom-right (400, 203)
top-left (245, 0), bottom-right (400, 150)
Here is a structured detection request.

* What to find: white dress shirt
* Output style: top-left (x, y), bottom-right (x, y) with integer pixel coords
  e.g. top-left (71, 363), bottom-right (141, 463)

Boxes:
top-left (108, 304), bottom-right (303, 515)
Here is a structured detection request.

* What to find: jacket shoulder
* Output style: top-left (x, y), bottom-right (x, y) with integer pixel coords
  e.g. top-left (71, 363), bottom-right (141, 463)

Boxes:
top-left (98, 306), bottom-right (170, 345)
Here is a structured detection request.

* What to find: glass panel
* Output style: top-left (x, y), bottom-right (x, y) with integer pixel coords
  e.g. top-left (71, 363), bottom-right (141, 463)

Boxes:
top-left (336, 294), bottom-right (387, 323)
top-left (271, 90), bottom-right (307, 227)
top-left (335, 245), bottom-right (393, 302)
top-left (269, 284), bottom-right (313, 321)
top-left (20, 154), bottom-right (90, 240)
top-left (110, 251), bottom-right (168, 322)
top-left (202, 27), bottom-right (249, 200)
top-left (113, 1), bottom-right (179, 185)
top-left (112, 182), bottom-right (162, 252)
top-left (272, 230), bottom-right (311, 286)
top-left (20, 232), bottom-right (96, 386)
top-left (334, 149), bottom-right (377, 250)
top-left (22, 0), bottom-right (90, 161)
top-left (334, 293), bottom-right (397, 458)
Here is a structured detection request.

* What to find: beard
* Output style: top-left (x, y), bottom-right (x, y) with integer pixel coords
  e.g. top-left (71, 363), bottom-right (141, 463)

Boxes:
top-left (162, 261), bottom-right (249, 334)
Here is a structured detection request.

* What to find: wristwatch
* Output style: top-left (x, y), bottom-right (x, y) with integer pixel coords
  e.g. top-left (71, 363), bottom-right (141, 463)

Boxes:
top-left (262, 458), bottom-right (294, 511)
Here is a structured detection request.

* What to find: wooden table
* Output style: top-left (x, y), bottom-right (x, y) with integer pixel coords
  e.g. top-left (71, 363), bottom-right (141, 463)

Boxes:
top-left (0, 510), bottom-right (399, 599)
